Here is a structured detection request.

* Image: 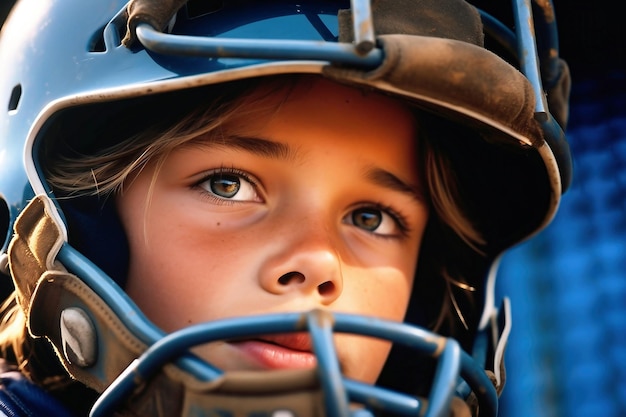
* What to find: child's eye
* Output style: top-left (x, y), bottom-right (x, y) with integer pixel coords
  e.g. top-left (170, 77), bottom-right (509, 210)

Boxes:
top-left (346, 206), bottom-right (405, 236)
top-left (197, 170), bottom-right (260, 202)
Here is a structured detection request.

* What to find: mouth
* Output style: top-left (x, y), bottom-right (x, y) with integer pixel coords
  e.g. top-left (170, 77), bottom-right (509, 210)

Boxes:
top-left (229, 333), bottom-right (317, 370)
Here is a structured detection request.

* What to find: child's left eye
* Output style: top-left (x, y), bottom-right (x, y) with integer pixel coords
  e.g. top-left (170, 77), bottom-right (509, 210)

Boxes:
top-left (345, 207), bottom-right (404, 236)
top-left (197, 170), bottom-right (259, 202)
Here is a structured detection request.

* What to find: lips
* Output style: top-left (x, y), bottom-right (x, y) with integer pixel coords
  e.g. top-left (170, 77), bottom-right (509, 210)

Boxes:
top-left (230, 333), bottom-right (317, 370)
top-left (261, 333), bottom-right (314, 352)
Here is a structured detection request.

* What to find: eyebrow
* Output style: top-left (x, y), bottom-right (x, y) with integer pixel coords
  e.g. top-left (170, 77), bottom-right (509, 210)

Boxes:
top-left (205, 134), bottom-right (423, 200)
top-left (210, 135), bottom-right (294, 159)
top-left (365, 167), bottom-right (425, 202)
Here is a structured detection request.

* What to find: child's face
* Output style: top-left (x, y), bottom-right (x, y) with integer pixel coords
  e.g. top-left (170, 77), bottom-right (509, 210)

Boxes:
top-left (116, 77), bottom-right (429, 384)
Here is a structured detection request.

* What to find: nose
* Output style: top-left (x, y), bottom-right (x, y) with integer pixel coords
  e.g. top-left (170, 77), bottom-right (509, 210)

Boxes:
top-left (259, 223), bottom-right (343, 305)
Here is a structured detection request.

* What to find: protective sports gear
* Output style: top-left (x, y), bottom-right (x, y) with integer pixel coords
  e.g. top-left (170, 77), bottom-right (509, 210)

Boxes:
top-left (0, 0), bottom-right (571, 416)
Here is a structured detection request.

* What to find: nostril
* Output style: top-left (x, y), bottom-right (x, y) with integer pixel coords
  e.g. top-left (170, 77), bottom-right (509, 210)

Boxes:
top-left (317, 281), bottom-right (335, 296)
top-left (278, 271), bottom-right (305, 286)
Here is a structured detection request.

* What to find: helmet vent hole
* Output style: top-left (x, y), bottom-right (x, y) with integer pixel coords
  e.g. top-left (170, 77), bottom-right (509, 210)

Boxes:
top-left (8, 84), bottom-right (21, 112)
top-left (186, 0), bottom-right (223, 19)
top-left (88, 25), bottom-right (107, 52)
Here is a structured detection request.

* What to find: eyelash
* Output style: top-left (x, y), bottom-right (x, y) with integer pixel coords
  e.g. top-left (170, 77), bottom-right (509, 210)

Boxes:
top-left (360, 202), bottom-right (412, 238)
top-left (193, 167), bottom-right (260, 205)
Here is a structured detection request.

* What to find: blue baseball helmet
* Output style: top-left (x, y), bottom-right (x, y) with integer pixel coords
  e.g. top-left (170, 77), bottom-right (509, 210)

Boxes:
top-left (0, 0), bottom-right (571, 416)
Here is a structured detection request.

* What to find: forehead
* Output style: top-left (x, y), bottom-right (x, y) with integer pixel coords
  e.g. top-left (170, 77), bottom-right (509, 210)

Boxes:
top-left (205, 76), bottom-right (421, 187)
top-left (225, 76), bottom-right (418, 141)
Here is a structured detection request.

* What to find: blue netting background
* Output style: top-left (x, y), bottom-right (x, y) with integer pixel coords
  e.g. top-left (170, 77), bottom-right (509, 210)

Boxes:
top-left (498, 71), bottom-right (626, 417)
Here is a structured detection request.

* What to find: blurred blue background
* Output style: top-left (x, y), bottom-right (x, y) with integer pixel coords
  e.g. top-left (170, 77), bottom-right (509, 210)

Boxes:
top-left (495, 1), bottom-right (626, 413)
top-left (1, 1), bottom-right (624, 416)
top-left (469, 1), bottom-right (626, 416)
top-left (498, 71), bottom-right (626, 417)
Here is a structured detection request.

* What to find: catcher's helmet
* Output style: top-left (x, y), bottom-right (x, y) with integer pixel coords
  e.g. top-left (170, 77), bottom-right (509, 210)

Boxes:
top-left (0, 0), bottom-right (571, 416)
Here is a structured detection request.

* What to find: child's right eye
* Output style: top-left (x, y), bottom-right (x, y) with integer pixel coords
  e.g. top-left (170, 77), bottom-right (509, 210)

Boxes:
top-left (196, 169), bottom-right (261, 203)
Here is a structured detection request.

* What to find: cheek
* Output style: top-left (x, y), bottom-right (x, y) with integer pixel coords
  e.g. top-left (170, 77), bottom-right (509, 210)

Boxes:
top-left (341, 261), bottom-right (416, 318)
top-left (334, 264), bottom-right (415, 382)
top-left (332, 266), bottom-right (414, 381)
top-left (118, 192), bottom-right (285, 334)
top-left (367, 276), bottom-right (413, 321)
top-left (116, 185), bottom-right (237, 328)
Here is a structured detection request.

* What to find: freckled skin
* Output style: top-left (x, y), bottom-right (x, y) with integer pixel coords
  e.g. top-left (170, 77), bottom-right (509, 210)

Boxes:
top-left (117, 78), bottom-right (429, 383)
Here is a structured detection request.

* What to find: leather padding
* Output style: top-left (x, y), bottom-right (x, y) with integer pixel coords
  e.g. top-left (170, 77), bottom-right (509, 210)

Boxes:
top-left (324, 34), bottom-right (543, 147)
